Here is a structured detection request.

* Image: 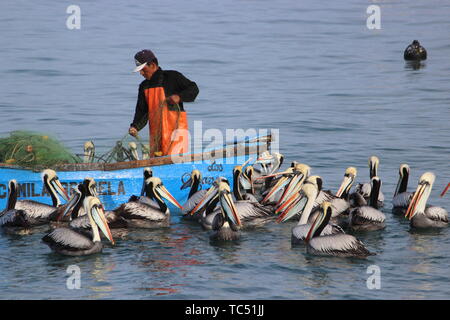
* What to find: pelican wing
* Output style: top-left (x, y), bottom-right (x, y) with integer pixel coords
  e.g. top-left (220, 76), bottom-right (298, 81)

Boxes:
top-left (42, 228), bottom-right (93, 250)
top-left (117, 202), bottom-right (167, 221)
top-left (235, 201), bottom-right (273, 220)
top-left (15, 200), bottom-right (56, 219)
top-left (293, 223), bottom-right (344, 241)
top-left (350, 206), bottom-right (386, 223)
top-left (392, 192), bottom-right (413, 208)
top-left (182, 189), bottom-right (208, 215)
top-left (426, 206), bottom-right (449, 222)
top-left (0, 210), bottom-right (30, 228)
top-left (69, 214), bottom-right (91, 230)
top-left (309, 234), bottom-right (372, 256)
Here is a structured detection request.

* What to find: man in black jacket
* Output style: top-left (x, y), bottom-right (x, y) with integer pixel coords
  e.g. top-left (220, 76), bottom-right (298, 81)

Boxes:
top-left (129, 49), bottom-right (199, 156)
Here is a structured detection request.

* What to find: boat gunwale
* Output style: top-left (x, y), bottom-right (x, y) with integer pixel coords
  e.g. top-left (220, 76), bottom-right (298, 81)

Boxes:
top-left (0, 135), bottom-right (272, 172)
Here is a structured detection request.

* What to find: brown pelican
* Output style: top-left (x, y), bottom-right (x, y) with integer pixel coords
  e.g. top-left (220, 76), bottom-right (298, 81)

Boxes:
top-left (392, 164), bottom-right (414, 215)
top-left (181, 169), bottom-right (208, 218)
top-left (276, 182), bottom-right (345, 244)
top-left (441, 183), bottom-right (450, 197)
top-left (404, 40), bottom-right (427, 61)
top-left (42, 196), bottom-right (114, 256)
top-left (305, 202), bottom-right (374, 257)
top-left (191, 173), bottom-right (273, 228)
top-left (83, 141), bottom-right (95, 163)
top-left (113, 177), bottom-right (182, 228)
top-left (348, 176), bottom-right (386, 231)
top-left (2, 171), bottom-right (69, 228)
top-left (260, 163), bottom-right (310, 206)
top-left (312, 167), bottom-right (357, 216)
top-left (210, 182), bottom-right (242, 241)
top-left (253, 151), bottom-right (284, 176)
top-left (356, 156), bottom-right (384, 207)
top-left (405, 172), bottom-right (448, 229)
top-left (0, 180), bottom-right (30, 233)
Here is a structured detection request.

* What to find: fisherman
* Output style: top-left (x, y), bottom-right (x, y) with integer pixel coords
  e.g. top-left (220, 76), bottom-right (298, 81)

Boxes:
top-left (129, 49), bottom-right (199, 157)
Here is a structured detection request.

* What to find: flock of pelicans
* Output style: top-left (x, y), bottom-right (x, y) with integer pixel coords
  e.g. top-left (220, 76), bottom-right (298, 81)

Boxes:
top-left (0, 152), bottom-right (448, 258)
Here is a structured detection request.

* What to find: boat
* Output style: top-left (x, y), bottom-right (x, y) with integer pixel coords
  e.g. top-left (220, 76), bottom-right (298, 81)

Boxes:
top-left (0, 134), bottom-right (273, 211)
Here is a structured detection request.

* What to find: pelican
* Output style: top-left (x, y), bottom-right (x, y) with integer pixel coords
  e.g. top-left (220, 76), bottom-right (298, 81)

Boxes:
top-left (59, 181), bottom-right (128, 234)
top-left (312, 167), bottom-right (357, 216)
top-left (181, 169), bottom-right (208, 218)
top-left (83, 141), bottom-right (95, 163)
top-left (42, 196), bottom-right (114, 256)
top-left (405, 172), bottom-right (448, 229)
top-left (355, 156), bottom-right (384, 207)
top-left (253, 151), bottom-right (284, 176)
top-left (348, 176), bottom-right (386, 231)
top-left (0, 180), bottom-right (30, 233)
top-left (276, 182), bottom-right (345, 244)
top-left (210, 182), bottom-right (242, 241)
top-left (113, 177), bottom-right (183, 228)
top-left (2, 171), bottom-right (69, 228)
top-left (191, 173), bottom-right (273, 228)
top-left (392, 164), bottom-right (414, 215)
top-left (305, 202), bottom-right (374, 257)
top-left (260, 163), bottom-right (310, 206)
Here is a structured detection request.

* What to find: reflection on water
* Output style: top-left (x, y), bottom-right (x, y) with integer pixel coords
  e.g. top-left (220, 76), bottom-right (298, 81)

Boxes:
top-left (405, 61), bottom-right (426, 70)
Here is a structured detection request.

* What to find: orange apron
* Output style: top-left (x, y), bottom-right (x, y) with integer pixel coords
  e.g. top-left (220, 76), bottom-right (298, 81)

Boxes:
top-left (144, 87), bottom-right (189, 157)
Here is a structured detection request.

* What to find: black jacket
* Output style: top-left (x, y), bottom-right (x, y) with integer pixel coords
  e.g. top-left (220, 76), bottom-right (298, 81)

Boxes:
top-left (130, 67), bottom-right (199, 131)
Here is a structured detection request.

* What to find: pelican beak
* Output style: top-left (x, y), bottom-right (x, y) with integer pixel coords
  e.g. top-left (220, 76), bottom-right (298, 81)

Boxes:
top-left (255, 169), bottom-right (292, 181)
top-left (52, 179), bottom-right (69, 202)
top-left (276, 173), bottom-right (304, 207)
top-left (261, 175), bottom-right (290, 204)
top-left (220, 191), bottom-right (241, 226)
top-left (91, 204), bottom-right (115, 245)
top-left (157, 185), bottom-right (183, 209)
top-left (405, 183), bottom-right (427, 219)
top-left (336, 175), bottom-right (353, 198)
top-left (441, 183), bottom-right (450, 197)
top-left (181, 176), bottom-right (193, 190)
top-left (276, 194), bottom-right (307, 223)
top-left (188, 185), bottom-right (218, 215)
top-left (58, 191), bottom-right (81, 221)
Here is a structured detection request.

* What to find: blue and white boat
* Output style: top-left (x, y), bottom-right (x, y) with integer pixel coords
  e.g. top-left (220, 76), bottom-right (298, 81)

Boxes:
top-left (0, 135), bottom-right (272, 210)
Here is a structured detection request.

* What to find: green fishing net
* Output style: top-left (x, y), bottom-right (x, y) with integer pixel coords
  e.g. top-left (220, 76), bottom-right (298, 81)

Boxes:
top-left (0, 131), bottom-right (81, 168)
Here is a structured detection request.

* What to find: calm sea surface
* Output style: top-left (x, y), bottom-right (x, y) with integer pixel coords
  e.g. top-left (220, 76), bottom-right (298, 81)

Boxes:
top-left (0, 0), bottom-right (449, 299)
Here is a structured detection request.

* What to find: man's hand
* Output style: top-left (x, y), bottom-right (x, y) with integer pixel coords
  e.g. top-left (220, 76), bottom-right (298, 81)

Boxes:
top-left (129, 126), bottom-right (138, 137)
top-left (166, 94), bottom-right (181, 105)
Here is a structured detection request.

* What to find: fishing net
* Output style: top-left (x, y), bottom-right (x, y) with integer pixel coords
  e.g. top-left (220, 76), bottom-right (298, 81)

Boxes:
top-left (0, 131), bottom-right (81, 168)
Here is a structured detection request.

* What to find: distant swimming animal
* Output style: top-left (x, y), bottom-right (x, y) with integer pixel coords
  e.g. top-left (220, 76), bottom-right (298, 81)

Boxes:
top-left (404, 40), bottom-right (427, 61)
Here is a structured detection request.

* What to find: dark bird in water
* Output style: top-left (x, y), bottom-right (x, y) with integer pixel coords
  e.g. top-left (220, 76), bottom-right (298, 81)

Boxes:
top-left (404, 40), bottom-right (427, 61)
top-left (42, 196), bottom-right (114, 256)
top-left (305, 202), bottom-right (374, 258)
top-left (405, 172), bottom-right (448, 229)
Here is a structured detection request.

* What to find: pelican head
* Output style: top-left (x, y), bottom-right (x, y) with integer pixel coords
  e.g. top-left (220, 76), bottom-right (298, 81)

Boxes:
top-left (218, 182), bottom-right (241, 227)
top-left (187, 177), bottom-right (229, 216)
top-left (369, 156), bottom-right (379, 179)
top-left (84, 141), bottom-right (95, 163)
top-left (83, 177), bottom-right (97, 197)
top-left (306, 201), bottom-right (333, 242)
top-left (336, 167), bottom-right (357, 198)
top-left (405, 172), bottom-right (435, 219)
top-left (305, 175), bottom-right (323, 193)
top-left (181, 169), bottom-right (202, 190)
top-left (394, 163), bottom-right (410, 197)
top-left (59, 183), bottom-right (86, 221)
top-left (42, 169), bottom-right (69, 205)
top-left (84, 196), bottom-right (114, 245)
top-left (146, 177), bottom-right (183, 210)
